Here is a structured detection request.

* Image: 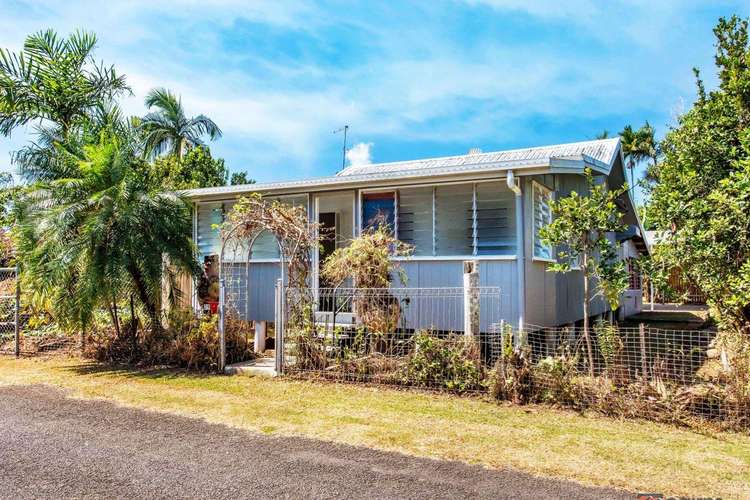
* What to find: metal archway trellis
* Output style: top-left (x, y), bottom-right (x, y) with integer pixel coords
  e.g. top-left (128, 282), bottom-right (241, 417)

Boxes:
top-left (218, 225), bottom-right (286, 372)
top-left (216, 195), bottom-right (318, 372)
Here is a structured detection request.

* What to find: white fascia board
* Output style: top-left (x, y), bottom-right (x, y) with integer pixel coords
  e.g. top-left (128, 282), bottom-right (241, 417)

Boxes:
top-left (186, 158), bottom-right (553, 201)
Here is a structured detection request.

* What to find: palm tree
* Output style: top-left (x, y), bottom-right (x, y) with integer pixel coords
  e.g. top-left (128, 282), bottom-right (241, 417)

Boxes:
top-left (140, 88), bottom-right (222, 159)
top-left (17, 124), bottom-right (200, 332)
top-left (639, 121), bottom-right (661, 182)
top-left (619, 124), bottom-right (651, 189)
top-left (0, 29), bottom-right (129, 180)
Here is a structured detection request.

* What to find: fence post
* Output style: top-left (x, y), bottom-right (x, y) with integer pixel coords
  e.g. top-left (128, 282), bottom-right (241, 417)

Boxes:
top-left (14, 263), bottom-right (20, 358)
top-left (639, 323), bottom-right (648, 379)
top-left (463, 261), bottom-right (479, 337)
top-left (649, 280), bottom-right (655, 312)
top-left (254, 321), bottom-right (267, 354)
top-left (274, 279), bottom-right (284, 375)
top-left (218, 277), bottom-right (226, 373)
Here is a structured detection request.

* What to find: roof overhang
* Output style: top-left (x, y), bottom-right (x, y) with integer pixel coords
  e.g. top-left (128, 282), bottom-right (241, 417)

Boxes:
top-left (185, 155), bottom-right (605, 201)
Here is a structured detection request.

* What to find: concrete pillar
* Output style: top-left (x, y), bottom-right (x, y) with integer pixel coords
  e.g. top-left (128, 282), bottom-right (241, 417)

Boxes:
top-left (254, 320), bottom-right (267, 354)
top-left (463, 261), bottom-right (480, 337)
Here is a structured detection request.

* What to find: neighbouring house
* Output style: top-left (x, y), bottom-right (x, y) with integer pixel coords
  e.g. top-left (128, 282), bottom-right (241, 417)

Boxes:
top-left (185, 137), bottom-right (648, 330)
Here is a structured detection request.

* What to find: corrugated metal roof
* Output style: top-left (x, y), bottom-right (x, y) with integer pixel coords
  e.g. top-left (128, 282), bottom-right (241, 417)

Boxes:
top-left (337, 138), bottom-right (620, 177)
top-left (185, 137), bottom-right (620, 199)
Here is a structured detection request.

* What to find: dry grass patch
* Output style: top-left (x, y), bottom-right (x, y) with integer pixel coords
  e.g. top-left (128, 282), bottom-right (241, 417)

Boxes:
top-left (1, 355), bottom-right (748, 498)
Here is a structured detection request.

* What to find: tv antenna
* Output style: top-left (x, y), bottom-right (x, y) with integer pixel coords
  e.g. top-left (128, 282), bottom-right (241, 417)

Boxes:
top-left (333, 125), bottom-right (349, 170)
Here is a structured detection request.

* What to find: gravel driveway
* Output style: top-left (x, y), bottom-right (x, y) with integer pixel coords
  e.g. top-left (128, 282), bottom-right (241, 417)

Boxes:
top-left (0, 385), bottom-right (629, 499)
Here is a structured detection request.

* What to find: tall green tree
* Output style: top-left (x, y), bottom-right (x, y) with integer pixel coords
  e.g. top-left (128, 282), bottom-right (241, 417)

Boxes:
top-left (540, 169), bottom-right (629, 375)
top-left (17, 128), bottom-right (200, 332)
top-left (152, 145), bottom-right (228, 190)
top-left (140, 87), bottom-right (222, 159)
top-left (648, 16), bottom-right (750, 335)
top-left (0, 30), bottom-right (129, 181)
top-left (230, 171), bottom-right (254, 186)
top-left (0, 29), bottom-right (128, 137)
top-left (619, 124), bottom-right (652, 189)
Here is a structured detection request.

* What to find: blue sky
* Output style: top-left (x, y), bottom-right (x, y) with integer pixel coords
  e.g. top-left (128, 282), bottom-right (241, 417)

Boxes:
top-left (2, 1), bottom-right (749, 202)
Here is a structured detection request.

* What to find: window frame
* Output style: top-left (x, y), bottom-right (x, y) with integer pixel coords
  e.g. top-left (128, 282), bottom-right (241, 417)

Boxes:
top-left (531, 180), bottom-right (555, 263)
top-left (195, 193), bottom-right (310, 263)
top-left (359, 179), bottom-right (518, 259)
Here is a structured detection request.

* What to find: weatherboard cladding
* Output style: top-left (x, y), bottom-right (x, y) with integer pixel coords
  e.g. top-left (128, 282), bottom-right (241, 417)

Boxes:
top-left (185, 138), bottom-right (621, 199)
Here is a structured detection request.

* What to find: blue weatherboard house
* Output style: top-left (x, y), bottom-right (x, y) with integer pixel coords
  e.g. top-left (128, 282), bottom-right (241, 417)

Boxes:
top-left (186, 137), bottom-right (648, 329)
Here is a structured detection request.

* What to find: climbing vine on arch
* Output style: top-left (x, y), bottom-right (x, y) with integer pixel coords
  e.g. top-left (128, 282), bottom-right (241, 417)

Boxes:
top-left (220, 193), bottom-right (319, 291)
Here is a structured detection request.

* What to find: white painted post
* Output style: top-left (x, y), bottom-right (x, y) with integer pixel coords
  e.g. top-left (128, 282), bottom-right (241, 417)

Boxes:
top-left (463, 261), bottom-right (479, 337)
top-left (255, 320), bottom-right (267, 354)
top-left (218, 278), bottom-right (226, 372)
top-left (274, 279), bottom-right (284, 374)
top-left (650, 280), bottom-right (655, 311)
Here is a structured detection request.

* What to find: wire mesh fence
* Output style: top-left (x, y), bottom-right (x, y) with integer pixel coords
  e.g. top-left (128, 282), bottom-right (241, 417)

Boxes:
top-left (510, 323), bottom-right (748, 430)
top-left (280, 286), bottom-right (750, 431)
top-left (0, 267), bottom-right (18, 356)
top-left (281, 286), bottom-right (509, 392)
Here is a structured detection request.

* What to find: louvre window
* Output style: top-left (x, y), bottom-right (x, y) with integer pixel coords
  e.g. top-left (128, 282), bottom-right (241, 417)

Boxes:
top-left (434, 184), bottom-right (474, 256)
top-left (475, 182), bottom-right (515, 255)
top-left (197, 202), bottom-right (224, 258)
top-left (532, 181), bottom-right (553, 260)
top-left (249, 195), bottom-right (308, 259)
top-left (397, 187), bottom-right (433, 256)
top-left (360, 182), bottom-right (519, 257)
top-left (197, 195), bottom-right (308, 261)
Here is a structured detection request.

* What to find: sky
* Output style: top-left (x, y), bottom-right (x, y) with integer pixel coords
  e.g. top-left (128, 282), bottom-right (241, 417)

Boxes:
top-left (1, 0), bottom-right (749, 202)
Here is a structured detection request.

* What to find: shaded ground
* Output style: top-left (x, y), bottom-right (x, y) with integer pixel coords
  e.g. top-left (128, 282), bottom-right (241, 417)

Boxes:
top-left (0, 384), bottom-right (628, 500)
top-left (625, 303), bottom-right (711, 330)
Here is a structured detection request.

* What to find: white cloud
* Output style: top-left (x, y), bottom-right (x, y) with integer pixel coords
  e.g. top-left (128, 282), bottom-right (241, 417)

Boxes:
top-left (345, 142), bottom-right (373, 167)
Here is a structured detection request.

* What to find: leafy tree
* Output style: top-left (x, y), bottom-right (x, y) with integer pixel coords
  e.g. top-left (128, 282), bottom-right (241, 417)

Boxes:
top-left (230, 171), bottom-right (255, 185)
top-left (140, 87), bottom-right (221, 159)
top-left (16, 129), bottom-right (200, 332)
top-left (0, 30), bottom-right (129, 181)
top-left (152, 145), bottom-right (228, 190)
top-left (0, 29), bottom-right (128, 137)
top-left (648, 16), bottom-right (750, 334)
top-left (539, 170), bottom-right (629, 376)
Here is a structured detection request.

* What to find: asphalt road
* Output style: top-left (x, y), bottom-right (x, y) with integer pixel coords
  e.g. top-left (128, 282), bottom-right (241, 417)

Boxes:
top-left (0, 385), bottom-right (630, 499)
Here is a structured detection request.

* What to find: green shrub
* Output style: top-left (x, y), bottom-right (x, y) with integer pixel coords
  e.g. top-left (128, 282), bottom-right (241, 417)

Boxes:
top-left (402, 330), bottom-right (485, 393)
top-left (594, 320), bottom-right (623, 371)
top-left (489, 327), bottom-right (533, 404)
top-left (532, 351), bottom-right (580, 405)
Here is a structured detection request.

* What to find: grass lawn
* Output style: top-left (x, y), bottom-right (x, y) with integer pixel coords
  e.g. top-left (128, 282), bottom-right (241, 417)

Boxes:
top-left (1, 355), bottom-right (748, 498)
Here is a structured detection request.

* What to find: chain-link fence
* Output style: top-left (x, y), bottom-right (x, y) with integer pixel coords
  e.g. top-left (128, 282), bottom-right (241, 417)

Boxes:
top-left (279, 285), bottom-right (749, 431)
top-left (0, 266), bottom-right (19, 356)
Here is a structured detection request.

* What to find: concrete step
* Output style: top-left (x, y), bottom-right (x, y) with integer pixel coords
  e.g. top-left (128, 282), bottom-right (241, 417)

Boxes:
top-left (225, 356), bottom-right (277, 377)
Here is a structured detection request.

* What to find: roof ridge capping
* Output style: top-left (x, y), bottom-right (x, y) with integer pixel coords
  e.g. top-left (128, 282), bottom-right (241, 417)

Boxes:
top-left (336, 137), bottom-right (620, 177)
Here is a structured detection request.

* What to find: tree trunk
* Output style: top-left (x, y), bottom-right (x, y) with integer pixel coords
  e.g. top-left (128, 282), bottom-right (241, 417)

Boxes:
top-left (127, 263), bottom-right (160, 334)
top-left (108, 302), bottom-right (121, 338)
top-left (129, 294), bottom-right (137, 334)
top-left (582, 252), bottom-right (595, 377)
